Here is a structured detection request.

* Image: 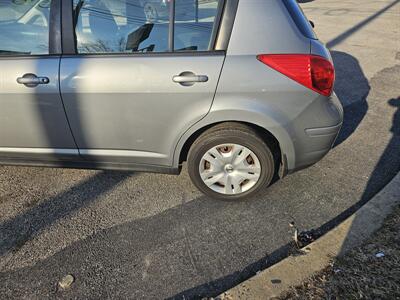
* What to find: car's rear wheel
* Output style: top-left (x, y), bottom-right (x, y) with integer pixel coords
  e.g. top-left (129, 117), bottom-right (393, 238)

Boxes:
top-left (187, 123), bottom-right (275, 201)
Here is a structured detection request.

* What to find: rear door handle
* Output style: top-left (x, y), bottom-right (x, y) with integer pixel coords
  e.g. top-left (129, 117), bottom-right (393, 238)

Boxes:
top-left (173, 75), bottom-right (209, 83)
top-left (173, 72), bottom-right (208, 86)
top-left (17, 73), bottom-right (50, 87)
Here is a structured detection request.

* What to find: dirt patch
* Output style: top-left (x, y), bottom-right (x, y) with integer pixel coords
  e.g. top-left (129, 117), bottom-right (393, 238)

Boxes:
top-left (280, 205), bottom-right (400, 299)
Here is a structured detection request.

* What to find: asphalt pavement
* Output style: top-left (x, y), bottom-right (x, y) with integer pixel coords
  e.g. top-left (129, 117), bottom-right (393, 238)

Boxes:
top-left (0, 0), bottom-right (399, 299)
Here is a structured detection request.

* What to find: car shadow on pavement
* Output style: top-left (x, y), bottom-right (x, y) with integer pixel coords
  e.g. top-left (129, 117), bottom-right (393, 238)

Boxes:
top-left (0, 190), bottom-right (295, 299)
top-left (331, 51), bottom-right (369, 147)
top-left (339, 95), bottom-right (400, 253)
top-left (318, 63), bottom-right (400, 233)
top-left (0, 171), bottom-right (131, 257)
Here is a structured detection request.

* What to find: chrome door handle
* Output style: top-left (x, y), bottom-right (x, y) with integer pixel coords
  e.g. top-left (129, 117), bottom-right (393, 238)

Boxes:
top-left (173, 72), bottom-right (208, 86)
top-left (17, 73), bottom-right (50, 87)
top-left (173, 75), bottom-right (208, 83)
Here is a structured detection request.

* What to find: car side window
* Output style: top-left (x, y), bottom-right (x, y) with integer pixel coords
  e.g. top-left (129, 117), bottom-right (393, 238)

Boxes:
top-left (0, 0), bottom-right (52, 56)
top-left (73, 0), bottom-right (223, 54)
top-left (73, 0), bottom-right (170, 54)
top-left (174, 0), bottom-right (222, 52)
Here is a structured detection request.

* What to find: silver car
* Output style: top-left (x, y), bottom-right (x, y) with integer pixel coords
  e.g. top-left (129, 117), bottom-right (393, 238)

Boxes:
top-left (0, 0), bottom-right (343, 200)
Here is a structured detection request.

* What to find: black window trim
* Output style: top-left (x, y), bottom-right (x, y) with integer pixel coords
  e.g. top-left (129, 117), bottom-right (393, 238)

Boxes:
top-left (49, 0), bottom-right (62, 54)
top-left (60, 0), bottom-right (239, 57)
top-left (61, 0), bottom-right (76, 55)
top-left (215, 0), bottom-right (239, 51)
top-left (0, 0), bottom-right (62, 59)
top-left (208, 0), bottom-right (225, 50)
top-left (168, 0), bottom-right (175, 52)
top-left (282, 0), bottom-right (318, 40)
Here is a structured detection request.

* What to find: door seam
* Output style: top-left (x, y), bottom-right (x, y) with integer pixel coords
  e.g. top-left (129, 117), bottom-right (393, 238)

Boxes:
top-left (57, 57), bottom-right (80, 152)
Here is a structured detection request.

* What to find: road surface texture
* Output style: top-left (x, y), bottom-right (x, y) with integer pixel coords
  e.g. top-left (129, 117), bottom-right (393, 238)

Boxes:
top-left (0, 0), bottom-right (399, 298)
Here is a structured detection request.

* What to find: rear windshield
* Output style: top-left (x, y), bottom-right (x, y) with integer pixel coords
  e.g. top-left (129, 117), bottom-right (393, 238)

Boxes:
top-left (283, 0), bottom-right (317, 40)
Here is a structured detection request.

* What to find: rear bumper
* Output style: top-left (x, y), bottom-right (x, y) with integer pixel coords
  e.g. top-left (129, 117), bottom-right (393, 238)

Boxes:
top-left (288, 93), bottom-right (344, 172)
top-left (305, 123), bottom-right (342, 137)
top-left (292, 123), bottom-right (342, 172)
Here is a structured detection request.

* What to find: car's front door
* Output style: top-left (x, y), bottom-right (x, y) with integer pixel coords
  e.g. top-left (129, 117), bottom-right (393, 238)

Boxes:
top-left (60, 0), bottom-right (225, 166)
top-left (0, 0), bottom-right (77, 161)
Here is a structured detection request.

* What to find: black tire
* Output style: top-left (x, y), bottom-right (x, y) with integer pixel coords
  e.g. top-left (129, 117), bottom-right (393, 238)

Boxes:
top-left (187, 123), bottom-right (275, 201)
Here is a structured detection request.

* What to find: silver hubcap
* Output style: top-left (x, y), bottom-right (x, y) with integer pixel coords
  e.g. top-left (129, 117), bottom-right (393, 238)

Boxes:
top-left (199, 144), bottom-right (262, 195)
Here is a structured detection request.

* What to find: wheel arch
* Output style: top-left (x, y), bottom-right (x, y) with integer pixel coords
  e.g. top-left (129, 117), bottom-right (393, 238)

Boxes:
top-left (174, 112), bottom-right (296, 173)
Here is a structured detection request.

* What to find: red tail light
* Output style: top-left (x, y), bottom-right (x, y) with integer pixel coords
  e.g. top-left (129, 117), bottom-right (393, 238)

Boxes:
top-left (257, 54), bottom-right (335, 96)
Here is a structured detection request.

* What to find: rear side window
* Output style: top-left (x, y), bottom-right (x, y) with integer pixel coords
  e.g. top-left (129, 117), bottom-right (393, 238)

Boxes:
top-left (73, 0), bottom-right (224, 54)
top-left (283, 0), bottom-right (317, 40)
top-left (174, 0), bottom-right (222, 52)
top-left (73, 0), bottom-right (170, 54)
top-left (0, 0), bottom-right (52, 56)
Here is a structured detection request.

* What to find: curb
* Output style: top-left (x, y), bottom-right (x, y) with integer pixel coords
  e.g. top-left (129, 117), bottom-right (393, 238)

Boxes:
top-left (219, 172), bottom-right (400, 299)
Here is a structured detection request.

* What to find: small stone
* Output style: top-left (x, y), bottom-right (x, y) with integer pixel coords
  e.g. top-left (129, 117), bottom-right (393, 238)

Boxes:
top-left (271, 279), bottom-right (282, 284)
top-left (58, 275), bottom-right (75, 289)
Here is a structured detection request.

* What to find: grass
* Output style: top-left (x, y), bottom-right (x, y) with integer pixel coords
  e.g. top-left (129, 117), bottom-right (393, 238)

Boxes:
top-left (280, 205), bottom-right (400, 299)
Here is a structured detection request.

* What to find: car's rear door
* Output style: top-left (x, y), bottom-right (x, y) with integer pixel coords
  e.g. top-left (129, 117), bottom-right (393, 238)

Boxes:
top-left (59, 0), bottom-right (225, 167)
top-left (0, 0), bottom-right (77, 161)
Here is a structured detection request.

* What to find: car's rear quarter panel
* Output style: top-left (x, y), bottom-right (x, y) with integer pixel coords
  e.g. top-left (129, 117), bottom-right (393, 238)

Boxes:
top-left (182, 0), bottom-right (343, 171)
